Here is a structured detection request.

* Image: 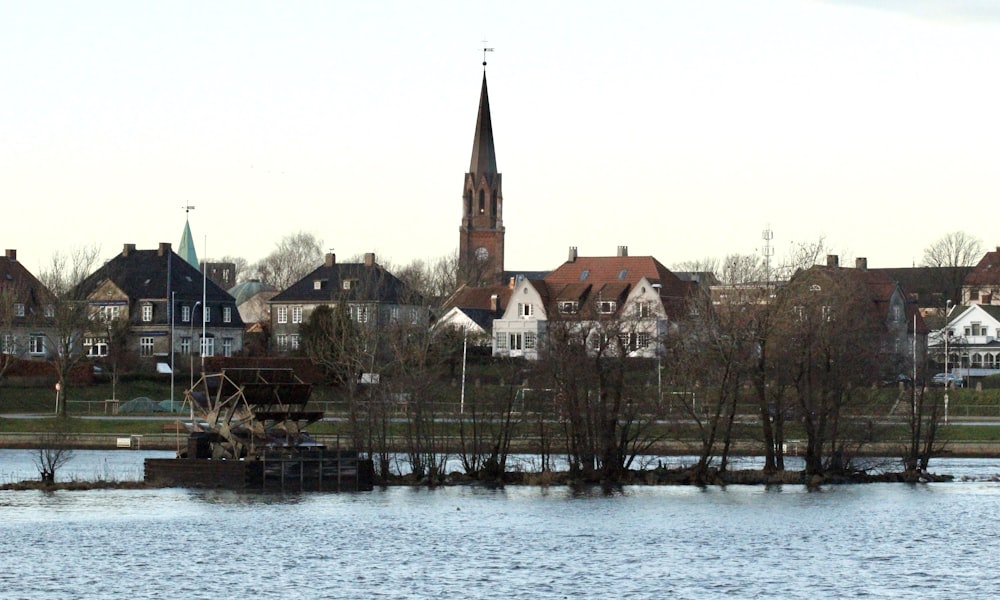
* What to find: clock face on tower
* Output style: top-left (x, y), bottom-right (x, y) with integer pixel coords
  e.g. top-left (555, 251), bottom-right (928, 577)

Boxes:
top-left (475, 246), bottom-right (490, 261)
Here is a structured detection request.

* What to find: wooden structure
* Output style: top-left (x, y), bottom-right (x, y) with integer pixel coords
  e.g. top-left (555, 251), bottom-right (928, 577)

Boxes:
top-left (144, 368), bottom-right (372, 491)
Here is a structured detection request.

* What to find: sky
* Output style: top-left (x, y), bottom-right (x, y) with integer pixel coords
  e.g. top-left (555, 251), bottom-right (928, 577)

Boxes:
top-left (3, 0), bottom-right (1000, 275)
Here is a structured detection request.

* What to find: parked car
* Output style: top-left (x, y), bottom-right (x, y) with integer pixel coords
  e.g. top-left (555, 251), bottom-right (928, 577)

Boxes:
top-left (931, 373), bottom-right (964, 387)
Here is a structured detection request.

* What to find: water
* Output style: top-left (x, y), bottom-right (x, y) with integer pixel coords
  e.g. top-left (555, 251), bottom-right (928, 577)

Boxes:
top-left (3, 451), bottom-right (1000, 599)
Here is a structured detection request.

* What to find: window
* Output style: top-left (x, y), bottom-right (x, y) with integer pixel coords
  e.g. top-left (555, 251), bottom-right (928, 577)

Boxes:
top-left (313, 280), bottom-right (326, 290)
top-left (558, 301), bottom-right (578, 314)
top-left (180, 336), bottom-right (191, 355)
top-left (141, 304), bottom-right (153, 322)
top-left (638, 333), bottom-right (650, 348)
top-left (2, 334), bottom-right (16, 354)
top-left (598, 301), bottom-right (617, 314)
top-left (223, 306), bottom-right (232, 323)
top-left (292, 306), bottom-right (303, 324)
top-left (509, 333), bottom-right (523, 351)
top-left (204, 306), bottom-right (211, 323)
top-left (822, 306), bottom-right (833, 322)
top-left (353, 305), bottom-right (369, 323)
top-left (202, 336), bottom-right (215, 357)
top-left (222, 337), bottom-right (233, 357)
top-left (44, 305), bottom-right (54, 318)
top-left (100, 305), bottom-right (121, 321)
top-left (518, 303), bottom-right (533, 318)
top-left (14, 303), bottom-right (24, 317)
top-left (343, 279), bottom-right (354, 290)
top-left (29, 334), bottom-right (44, 355)
top-left (276, 334), bottom-right (288, 351)
top-left (85, 337), bottom-right (109, 357)
top-left (525, 332), bottom-right (536, 349)
top-left (290, 334), bottom-right (300, 350)
top-left (637, 302), bottom-right (651, 318)
top-left (277, 306), bottom-right (288, 324)
top-left (972, 322), bottom-right (983, 336)
top-left (793, 306), bottom-right (805, 321)
top-left (182, 305), bottom-right (192, 322)
top-left (139, 336), bottom-right (154, 356)
top-left (495, 332), bottom-right (507, 350)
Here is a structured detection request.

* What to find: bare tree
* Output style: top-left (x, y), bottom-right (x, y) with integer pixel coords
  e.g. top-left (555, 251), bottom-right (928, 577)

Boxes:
top-left (252, 231), bottom-right (325, 290)
top-left (38, 246), bottom-right (101, 418)
top-left (33, 426), bottom-right (75, 485)
top-left (393, 252), bottom-right (460, 300)
top-left (921, 231), bottom-right (982, 303)
top-left (770, 267), bottom-right (883, 479)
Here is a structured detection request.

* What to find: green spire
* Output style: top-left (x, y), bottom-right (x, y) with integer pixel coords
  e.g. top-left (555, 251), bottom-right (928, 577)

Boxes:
top-left (178, 218), bottom-right (199, 269)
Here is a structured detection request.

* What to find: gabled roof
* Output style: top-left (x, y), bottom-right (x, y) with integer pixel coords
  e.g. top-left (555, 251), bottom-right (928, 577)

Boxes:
top-left (440, 283), bottom-right (511, 314)
top-left (76, 244), bottom-right (237, 308)
top-left (469, 73), bottom-right (497, 177)
top-left (0, 249), bottom-right (55, 317)
top-left (965, 247), bottom-right (1000, 286)
top-left (270, 257), bottom-right (418, 305)
top-left (543, 255), bottom-right (693, 319)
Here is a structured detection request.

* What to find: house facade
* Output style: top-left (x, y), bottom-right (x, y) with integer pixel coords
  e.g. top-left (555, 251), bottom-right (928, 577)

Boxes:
top-left (492, 247), bottom-right (694, 360)
top-left (928, 304), bottom-right (1000, 381)
top-left (0, 249), bottom-right (57, 361)
top-left (75, 243), bottom-right (245, 367)
top-left (268, 253), bottom-right (424, 354)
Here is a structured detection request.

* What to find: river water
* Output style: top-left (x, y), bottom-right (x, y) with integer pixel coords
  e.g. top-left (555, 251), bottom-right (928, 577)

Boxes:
top-left (2, 451), bottom-right (1000, 599)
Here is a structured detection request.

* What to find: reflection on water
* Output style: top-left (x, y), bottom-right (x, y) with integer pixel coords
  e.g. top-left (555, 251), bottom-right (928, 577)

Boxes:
top-left (3, 451), bottom-right (1000, 598)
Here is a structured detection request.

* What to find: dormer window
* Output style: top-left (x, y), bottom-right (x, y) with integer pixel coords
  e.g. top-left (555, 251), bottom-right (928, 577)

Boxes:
top-left (558, 301), bottom-right (578, 314)
top-left (598, 301), bottom-right (617, 314)
top-left (14, 303), bottom-right (24, 317)
top-left (343, 279), bottom-right (358, 290)
top-left (518, 302), bottom-right (534, 318)
top-left (141, 304), bottom-right (153, 322)
top-left (314, 280), bottom-right (327, 290)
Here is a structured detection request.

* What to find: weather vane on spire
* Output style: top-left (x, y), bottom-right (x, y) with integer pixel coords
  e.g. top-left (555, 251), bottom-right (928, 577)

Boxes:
top-left (182, 204), bottom-right (196, 220)
top-left (482, 43), bottom-right (494, 68)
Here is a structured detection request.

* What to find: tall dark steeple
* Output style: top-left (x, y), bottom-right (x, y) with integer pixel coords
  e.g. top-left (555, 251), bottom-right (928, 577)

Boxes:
top-left (459, 69), bottom-right (505, 287)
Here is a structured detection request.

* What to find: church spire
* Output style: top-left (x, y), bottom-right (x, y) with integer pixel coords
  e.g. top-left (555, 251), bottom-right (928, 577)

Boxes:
top-left (469, 73), bottom-right (497, 177)
top-left (178, 206), bottom-right (199, 269)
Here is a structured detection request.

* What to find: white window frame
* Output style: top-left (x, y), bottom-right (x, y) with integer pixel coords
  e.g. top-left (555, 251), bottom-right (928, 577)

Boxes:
top-left (518, 302), bottom-right (533, 318)
top-left (139, 336), bottom-right (154, 357)
top-left (222, 337), bottom-right (233, 357)
top-left (292, 306), bottom-right (303, 324)
top-left (141, 304), bottom-right (153, 322)
top-left (181, 305), bottom-right (192, 323)
top-left (597, 301), bottom-right (616, 314)
top-left (202, 336), bottom-right (215, 357)
top-left (277, 306), bottom-right (288, 324)
top-left (14, 303), bottom-right (25, 318)
top-left (223, 306), bottom-right (232, 323)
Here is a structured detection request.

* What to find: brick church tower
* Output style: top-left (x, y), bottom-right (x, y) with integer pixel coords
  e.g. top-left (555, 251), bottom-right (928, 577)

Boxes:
top-left (458, 71), bottom-right (505, 286)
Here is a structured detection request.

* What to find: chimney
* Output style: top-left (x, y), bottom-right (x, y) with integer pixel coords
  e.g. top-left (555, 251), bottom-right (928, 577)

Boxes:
top-left (364, 252), bottom-right (375, 267)
top-left (617, 245), bottom-right (628, 257)
top-left (325, 253), bottom-right (336, 267)
top-left (509, 276), bottom-right (515, 289)
top-left (158, 242), bottom-right (171, 256)
top-left (826, 254), bottom-right (839, 268)
top-left (568, 246), bottom-right (578, 262)
top-left (855, 257), bottom-right (868, 271)
top-left (123, 243), bottom-right (136, 257)
top-left (5, 249), bottom-right (15, 261)
top-left (490, 293), bottom-right (499, 312)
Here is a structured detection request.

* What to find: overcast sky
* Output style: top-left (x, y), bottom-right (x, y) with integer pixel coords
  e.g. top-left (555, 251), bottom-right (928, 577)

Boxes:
top-left (3, 0), bottom-right (999, 275)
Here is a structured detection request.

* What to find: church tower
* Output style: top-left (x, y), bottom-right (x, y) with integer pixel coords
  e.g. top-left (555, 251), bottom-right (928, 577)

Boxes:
top-left (458, 71), bottom-right (505, 286)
